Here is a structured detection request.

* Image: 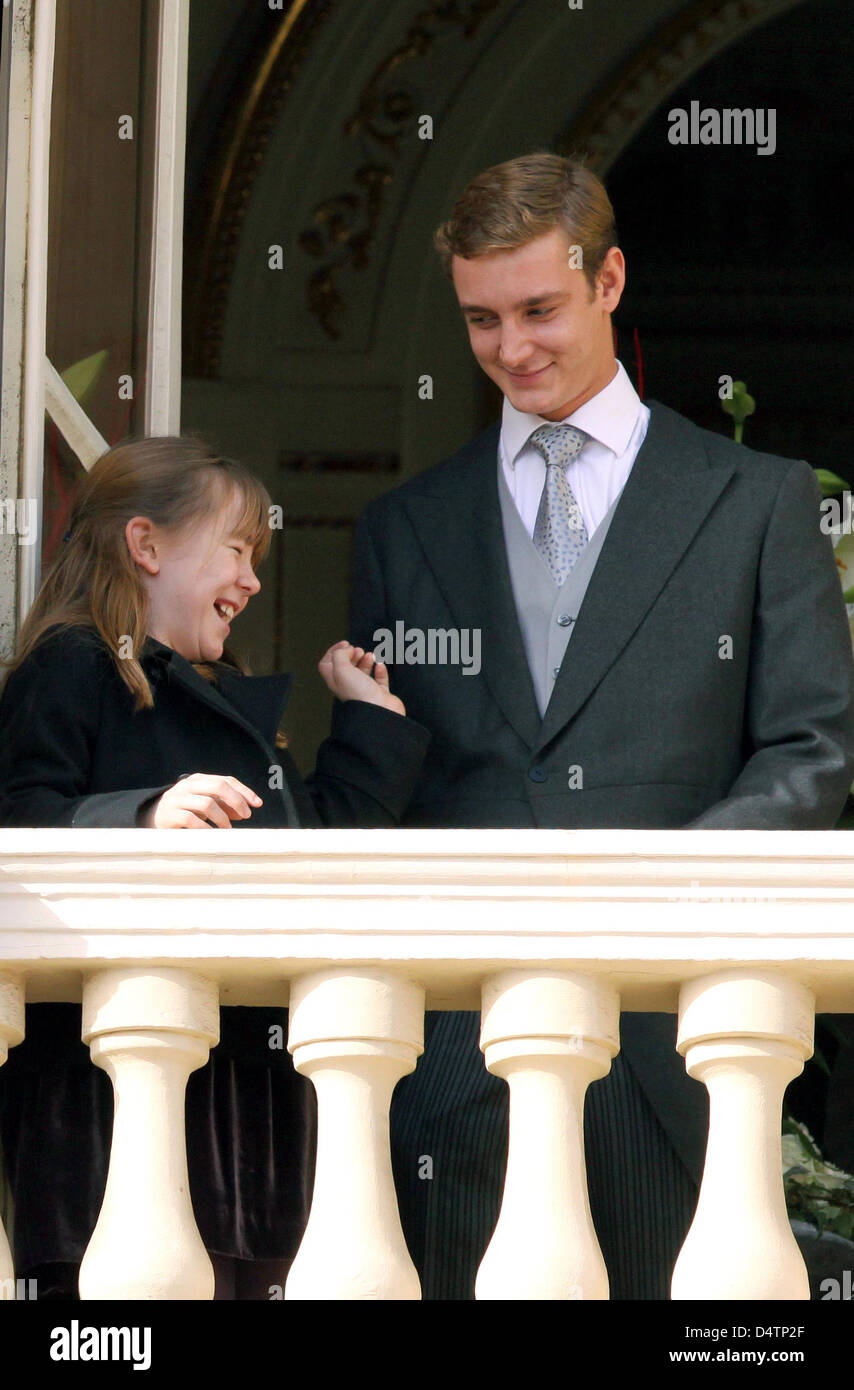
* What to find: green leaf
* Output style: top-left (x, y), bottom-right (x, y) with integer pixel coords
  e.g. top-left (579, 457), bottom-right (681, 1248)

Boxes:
top-left (60, 349), bottom-right (108, 405)
top-left (815, 468), bottom-right (849, 497)
top-left (720, 381), bottom-right (757, 424)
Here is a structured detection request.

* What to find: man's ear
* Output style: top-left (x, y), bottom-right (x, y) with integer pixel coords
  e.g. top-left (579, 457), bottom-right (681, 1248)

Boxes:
top-left (125, 516), bottom-right (160, 575)
top-left (597, 246), bottom-right (626, 312)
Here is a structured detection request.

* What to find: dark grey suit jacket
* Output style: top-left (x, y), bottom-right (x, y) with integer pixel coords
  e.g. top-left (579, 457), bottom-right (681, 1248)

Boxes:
top-left (349, 399), bottom-right (854, 1183)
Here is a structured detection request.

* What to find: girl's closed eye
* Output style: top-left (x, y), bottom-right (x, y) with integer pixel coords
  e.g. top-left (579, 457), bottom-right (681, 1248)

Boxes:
top-left (126, 484), bottom-right (265, 665)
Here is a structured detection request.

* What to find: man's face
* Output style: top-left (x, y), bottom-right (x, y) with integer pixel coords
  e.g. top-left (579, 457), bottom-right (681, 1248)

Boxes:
top-left (451, 227), bottom-right (625, 420)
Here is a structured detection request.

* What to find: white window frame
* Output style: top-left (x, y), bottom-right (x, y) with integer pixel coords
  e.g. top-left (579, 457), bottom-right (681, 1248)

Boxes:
top-left (0, 0), bottom-right (189, 640)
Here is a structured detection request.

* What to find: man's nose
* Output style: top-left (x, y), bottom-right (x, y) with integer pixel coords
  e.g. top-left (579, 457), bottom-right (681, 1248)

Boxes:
top-left (497, 320), bottom-right (532, 368)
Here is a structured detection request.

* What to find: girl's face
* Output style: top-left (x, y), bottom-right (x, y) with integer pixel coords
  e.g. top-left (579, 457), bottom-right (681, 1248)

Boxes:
top-left (128, 490), bottom-right (262, 662)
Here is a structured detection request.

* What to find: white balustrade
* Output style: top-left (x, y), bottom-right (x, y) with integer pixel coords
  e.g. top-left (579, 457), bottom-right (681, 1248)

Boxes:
top-left (285, 967), bottom-right (424, 1300)
top-left (476, 969), bottom-right (620, 1300)
top-left (0, 828), bottom-right (853, 1301)
top-left (0, 972), bottom-right (24, 1298)
top-left (672, 969), bottom-right (814, 1300)
top-left (78, 967), bottom-right (219, 1300)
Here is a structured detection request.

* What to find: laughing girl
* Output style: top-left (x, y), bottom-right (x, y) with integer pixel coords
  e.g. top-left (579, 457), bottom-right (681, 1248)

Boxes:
top-left (0, 436), bottom-right (428, 1299)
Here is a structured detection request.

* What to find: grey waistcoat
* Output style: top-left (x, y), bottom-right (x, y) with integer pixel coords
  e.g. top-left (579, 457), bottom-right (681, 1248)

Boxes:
top-left (497, 457), bottom-right (625, 717)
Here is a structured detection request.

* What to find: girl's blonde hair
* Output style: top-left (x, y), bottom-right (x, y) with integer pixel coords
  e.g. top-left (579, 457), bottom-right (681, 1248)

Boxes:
top-left (2, 436), bottom-right (281, 733)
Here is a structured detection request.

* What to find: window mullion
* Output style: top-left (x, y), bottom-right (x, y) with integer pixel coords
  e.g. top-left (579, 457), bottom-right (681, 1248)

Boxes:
top-left (145, 0), bottom-right (189, 437)
top-left (10, 0), bottom-right (57, 629)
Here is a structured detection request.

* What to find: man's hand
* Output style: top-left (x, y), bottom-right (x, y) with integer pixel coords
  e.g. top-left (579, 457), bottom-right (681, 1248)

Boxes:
top-left (318, 640), bottom-right (406, 716)
top-left (139, 774), bottom-right (263, 828)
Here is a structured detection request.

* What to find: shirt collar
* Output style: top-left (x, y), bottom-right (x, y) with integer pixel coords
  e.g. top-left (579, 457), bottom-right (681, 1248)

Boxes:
top-left (502, 359), bottom-right (641, 467)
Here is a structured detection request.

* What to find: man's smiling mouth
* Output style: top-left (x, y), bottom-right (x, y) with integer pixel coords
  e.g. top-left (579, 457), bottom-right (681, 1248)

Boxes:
top-left (506, 364), bottom-right (552, 380)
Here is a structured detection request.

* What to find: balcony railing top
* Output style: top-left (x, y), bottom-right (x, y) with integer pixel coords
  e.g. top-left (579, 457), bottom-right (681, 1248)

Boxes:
top-left (2, 827), bottom-right (854, 1009)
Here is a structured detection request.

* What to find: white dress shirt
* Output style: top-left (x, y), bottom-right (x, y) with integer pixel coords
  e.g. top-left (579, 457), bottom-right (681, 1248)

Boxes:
top-left (499, 359), bottom-right (650, 538)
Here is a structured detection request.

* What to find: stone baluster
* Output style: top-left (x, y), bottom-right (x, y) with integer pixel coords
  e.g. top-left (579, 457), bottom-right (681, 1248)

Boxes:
top-left (0, 973), bottom-right (24, 1299)
top-left (79, 967), bottom-right (219, 1300)
top-left (285, 968), bottom-right (424, 1300)
top-left (672, 968), bottom-right (813, 1300)
top-left (476, 969), bottom-right (620, 1300)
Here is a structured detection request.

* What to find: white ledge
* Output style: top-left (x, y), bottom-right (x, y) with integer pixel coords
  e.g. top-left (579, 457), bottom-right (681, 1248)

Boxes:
top-left (2, 828), bottom-right (854, 1009)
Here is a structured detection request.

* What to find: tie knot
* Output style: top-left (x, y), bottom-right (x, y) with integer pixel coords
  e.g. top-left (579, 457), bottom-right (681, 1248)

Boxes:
top-left (528, 423), bottom-right (587, 468)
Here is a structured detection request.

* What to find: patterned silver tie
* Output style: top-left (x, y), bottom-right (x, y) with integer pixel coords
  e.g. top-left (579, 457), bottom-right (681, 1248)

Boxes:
top-left (529, 423), bottom-right (589, 586)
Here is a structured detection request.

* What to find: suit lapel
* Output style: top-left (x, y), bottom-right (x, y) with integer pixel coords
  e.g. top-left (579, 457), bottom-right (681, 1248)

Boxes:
top-left (401, 425), bottom-right (543, 749)
top-left (533, 401), bottom-right (736, 754)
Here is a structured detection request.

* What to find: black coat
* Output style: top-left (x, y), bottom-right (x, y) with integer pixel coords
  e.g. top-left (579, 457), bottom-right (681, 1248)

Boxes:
top-left (0, 624), bottom-right (430, 831)
top-left (0, 624), bottom-right (430, 1269)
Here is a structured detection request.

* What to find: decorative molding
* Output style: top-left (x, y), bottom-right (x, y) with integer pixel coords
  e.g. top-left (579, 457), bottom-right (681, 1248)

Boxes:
top-left (183, 0), bottom-right (506, 372)
top-left (184, 0), bottom-right (808, 374)
top-left (297, 0), bottom-right (503, 340)
top-left (183, 0), bottom-right (337, 378)
top-left (279, 450), bottom-right (399, 473)
top-left (562, 0), bottom-right (806, 172)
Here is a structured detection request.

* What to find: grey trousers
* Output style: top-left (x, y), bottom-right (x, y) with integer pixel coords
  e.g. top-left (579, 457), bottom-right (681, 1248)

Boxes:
top-left (389, 1011), bottom-right (700, 1300)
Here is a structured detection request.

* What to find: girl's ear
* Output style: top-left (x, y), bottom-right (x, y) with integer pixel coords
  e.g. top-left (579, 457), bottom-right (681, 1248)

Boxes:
top-left (126, 516), bottom-right (160, 574)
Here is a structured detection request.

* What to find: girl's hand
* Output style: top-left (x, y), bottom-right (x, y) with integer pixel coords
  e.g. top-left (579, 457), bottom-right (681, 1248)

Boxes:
top-left (139, 774), bottom-right (263, 828)
top-left (318, 641), bottom-right (406, 716)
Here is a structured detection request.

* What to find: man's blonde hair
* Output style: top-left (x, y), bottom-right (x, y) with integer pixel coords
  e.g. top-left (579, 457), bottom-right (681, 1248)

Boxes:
top-left (434, 152), bottom-right (618, 294)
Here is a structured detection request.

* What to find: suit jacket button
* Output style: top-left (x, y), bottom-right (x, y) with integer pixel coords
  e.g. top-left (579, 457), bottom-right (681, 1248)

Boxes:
top-left (528, 765), bottom-right (548, 783)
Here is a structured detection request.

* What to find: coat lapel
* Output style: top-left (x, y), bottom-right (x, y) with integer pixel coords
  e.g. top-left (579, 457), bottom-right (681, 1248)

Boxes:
top-left (142, 638), bottom-right (292, 750)
top-left (401, 425), bottom-right (543, 749)
top-left (139, 639), bottom-right (300, 826)
top-left (533, 401), bottom-right (736, 754)
top-left (211, 668), bottom-right (294, 747)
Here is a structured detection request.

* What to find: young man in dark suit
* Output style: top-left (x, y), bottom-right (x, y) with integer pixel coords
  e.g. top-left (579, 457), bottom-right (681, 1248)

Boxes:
top-left (349, 152), bottom-right (854, 1299)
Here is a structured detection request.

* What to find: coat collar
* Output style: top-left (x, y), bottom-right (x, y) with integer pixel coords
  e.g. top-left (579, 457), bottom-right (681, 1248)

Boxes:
top-left (399, 400), bottom-right (736, 753)
top-left (140, 636), bottom-right (293, 748)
